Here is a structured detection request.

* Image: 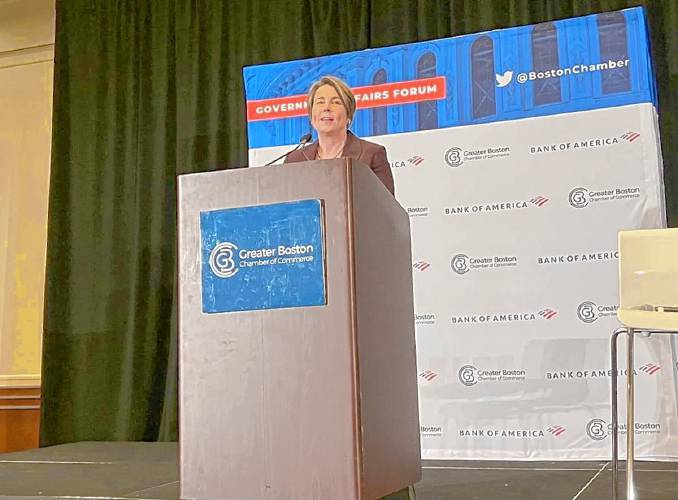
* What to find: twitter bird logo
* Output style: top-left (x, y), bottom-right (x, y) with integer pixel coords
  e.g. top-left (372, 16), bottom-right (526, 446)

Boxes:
top-left (495, 70), bottom-right (513, 88)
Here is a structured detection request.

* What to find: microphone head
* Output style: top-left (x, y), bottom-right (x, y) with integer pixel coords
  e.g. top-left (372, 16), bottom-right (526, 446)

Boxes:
top-left (300, 133), bottom-right (312, 144)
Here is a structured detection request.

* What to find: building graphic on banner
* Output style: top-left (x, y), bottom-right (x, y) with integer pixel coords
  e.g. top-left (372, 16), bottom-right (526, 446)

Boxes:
top-left (244, 9), bottom-right (654, 149)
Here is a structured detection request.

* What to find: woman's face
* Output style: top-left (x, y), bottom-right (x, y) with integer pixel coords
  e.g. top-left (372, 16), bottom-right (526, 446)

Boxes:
top-left (311, 84), bottom-right (348, 135)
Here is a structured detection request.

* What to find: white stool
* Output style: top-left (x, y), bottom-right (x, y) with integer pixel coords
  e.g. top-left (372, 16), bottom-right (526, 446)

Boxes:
top-left (611, 228), bottom-right (678, 500)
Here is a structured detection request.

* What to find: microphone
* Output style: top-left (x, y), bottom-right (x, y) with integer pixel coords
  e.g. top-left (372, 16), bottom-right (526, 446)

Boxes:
top-left (264, 133), bottom-right (313, 166)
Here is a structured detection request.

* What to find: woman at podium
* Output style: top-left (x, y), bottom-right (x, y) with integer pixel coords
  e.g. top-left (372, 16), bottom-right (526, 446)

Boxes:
top-left (286, 77), bottom-right (411, 500)
top-left (284, 75), bottom-right (395, 196)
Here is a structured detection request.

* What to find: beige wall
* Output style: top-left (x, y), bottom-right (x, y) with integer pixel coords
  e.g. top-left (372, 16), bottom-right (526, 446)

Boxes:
top-left (0, 0), bottom-right (55, 388)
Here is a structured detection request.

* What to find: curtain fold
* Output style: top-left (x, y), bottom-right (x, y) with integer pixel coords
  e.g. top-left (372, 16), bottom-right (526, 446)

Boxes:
top-left (41, 0), bottom-right (677, 445)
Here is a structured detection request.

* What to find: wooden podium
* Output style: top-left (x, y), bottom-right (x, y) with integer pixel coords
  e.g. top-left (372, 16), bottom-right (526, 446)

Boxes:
top-left (177, 159), bottom-right (421, 499)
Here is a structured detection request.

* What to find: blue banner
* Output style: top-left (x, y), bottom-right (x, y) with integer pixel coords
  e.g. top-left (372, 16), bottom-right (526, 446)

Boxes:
top-left (244, 7), bottom-right (656, 149)
top-left (200, 200), bottom-right (326, 313)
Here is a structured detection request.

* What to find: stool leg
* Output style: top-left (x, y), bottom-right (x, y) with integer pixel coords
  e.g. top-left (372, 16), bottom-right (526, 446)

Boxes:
top-left (626, 328), bottom-right (636, 500)
top-left (611, 327), bottom-right (625, 500)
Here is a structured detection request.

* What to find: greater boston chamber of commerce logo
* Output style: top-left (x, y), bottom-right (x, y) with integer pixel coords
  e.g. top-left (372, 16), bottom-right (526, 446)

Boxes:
top-left (586, 418), bottom-right (608, 441)
top-left (458, 365), bottom-right (478, 386)
top-left (200, 199), bottom-right (325, 314)
top-left (458, 364), bottom-right (525, 386)
top-left (451, 253), bottom-right (518, 274)
top-left (576, 301), bottom-right (618, 323)
top-left (444, 145), bottom-right (510, 168)
top-left (576, 301), bottom-right (598, 323)
top-left (568, 186), bottom-right (641, 209)
top-left (209, 242), bottom-right (239, 278)
top-left (208, 241), bottom-right (316, 279)
top-left (451, 254), bottom-right (469, 274)
top-left (495, 70), bottom-right (513, 88)
top-left (445, 147), bottom-right (463, 167)
top-left (569, 187), bottom-right (589, 208)
top-left (586, 418), bottom-right (661, 441)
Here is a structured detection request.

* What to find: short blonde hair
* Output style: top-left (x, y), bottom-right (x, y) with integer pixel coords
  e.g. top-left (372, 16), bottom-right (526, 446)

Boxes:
top-left (306, 76), bottom-right (356, 126)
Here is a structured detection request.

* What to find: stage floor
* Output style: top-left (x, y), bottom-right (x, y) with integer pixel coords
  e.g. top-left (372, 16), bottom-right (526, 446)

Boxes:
top-left (0, 442), bottom-right (677, 499)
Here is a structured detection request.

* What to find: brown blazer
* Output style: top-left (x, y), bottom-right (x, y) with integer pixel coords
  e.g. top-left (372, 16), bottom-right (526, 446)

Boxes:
top-left (284, 131), bottom-right (395, 196)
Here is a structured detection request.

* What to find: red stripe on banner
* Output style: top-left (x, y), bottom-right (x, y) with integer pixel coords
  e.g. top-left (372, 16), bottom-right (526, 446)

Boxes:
top-left (246, 76), bottom-right (447, 122)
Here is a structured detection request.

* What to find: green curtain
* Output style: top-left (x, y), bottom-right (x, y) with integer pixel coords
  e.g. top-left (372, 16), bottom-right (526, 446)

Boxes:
top-left (41, 0), bottom-right (678, 445)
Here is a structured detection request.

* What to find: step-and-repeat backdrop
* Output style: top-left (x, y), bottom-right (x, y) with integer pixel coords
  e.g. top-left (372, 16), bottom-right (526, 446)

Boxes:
top-left (243, 7), bottom-right (677, 460)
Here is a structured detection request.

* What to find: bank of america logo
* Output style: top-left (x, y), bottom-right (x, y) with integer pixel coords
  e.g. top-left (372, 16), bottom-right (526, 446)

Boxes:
top-left (640, 363), bottom-right (661, 375)
top-left (419, 370), bottom-right (438, 381)
top-left (547, 425), bottom-right (566, 437)
top-left (413, 261), bottom-right (431, 271)
top-left (530, 196), bottom-right (549, 207)
top-left (621, 131), bottom-right (640, 143)
top-left (408, 155), bottom-right (425, 166)
top-left (538, 308), bottom-right (558, 320)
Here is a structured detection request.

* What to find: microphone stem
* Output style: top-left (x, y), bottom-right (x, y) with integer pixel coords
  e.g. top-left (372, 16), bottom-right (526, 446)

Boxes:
top-left (264, 136), bottom-right (311, 166)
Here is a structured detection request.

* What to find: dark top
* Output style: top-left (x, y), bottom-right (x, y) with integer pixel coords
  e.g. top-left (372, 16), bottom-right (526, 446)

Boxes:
top-left (284, 131), bottom-right (395, 196)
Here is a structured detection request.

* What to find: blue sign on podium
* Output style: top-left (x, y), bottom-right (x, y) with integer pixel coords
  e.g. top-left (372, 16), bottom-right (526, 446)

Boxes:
top-left (200, 199), bottom-right (326, 314)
